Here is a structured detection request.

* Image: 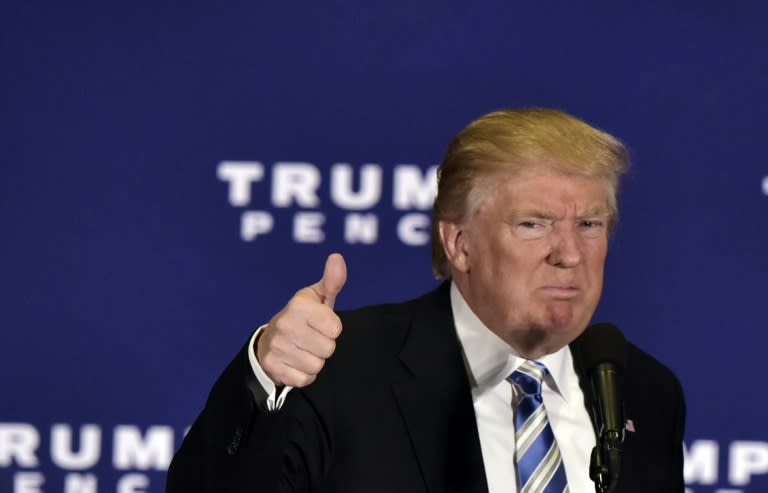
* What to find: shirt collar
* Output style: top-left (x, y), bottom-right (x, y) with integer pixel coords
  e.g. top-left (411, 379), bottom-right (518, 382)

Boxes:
top-left (450, 281), bottom-right (574, 401)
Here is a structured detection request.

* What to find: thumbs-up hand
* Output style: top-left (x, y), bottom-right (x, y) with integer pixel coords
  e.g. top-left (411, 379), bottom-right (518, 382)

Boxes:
top-left (256, 253), bottom-right (347, 387)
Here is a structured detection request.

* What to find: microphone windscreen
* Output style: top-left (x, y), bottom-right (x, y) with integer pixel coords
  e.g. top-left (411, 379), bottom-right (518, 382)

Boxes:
top-left (572, 323), bottom-right (628, 372)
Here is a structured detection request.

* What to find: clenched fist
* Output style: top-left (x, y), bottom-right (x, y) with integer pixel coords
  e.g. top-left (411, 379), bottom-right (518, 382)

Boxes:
top-left (256, 253), bottom-right (347, 387)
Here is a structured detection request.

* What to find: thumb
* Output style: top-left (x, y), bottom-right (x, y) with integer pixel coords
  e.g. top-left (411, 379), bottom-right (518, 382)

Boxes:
top-left (314, 253), bottom-right (347, 308)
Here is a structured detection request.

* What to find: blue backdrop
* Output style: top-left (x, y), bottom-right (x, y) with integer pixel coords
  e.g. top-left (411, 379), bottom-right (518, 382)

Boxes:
top-left (2, 1), bottom-right (767, 492)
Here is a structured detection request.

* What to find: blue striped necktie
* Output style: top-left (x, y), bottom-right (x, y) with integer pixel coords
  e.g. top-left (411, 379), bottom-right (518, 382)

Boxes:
top-left (508, 360), bottom-right (569, 493)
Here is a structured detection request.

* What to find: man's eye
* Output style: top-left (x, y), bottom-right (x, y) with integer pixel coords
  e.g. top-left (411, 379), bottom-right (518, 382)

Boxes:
top-left (514, 220), bottom-right (550, 239)
top-left (579, 219), bottom-right (606, 237)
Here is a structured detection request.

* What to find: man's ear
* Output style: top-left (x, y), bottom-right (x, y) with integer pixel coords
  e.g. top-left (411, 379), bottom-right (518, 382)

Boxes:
top-left (439, 221), bottom-right (470, 273)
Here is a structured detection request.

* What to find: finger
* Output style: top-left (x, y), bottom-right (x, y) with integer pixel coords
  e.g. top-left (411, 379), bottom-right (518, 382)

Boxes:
top-left (280, 348), bottom-right (327, 377)
top-left (304, 310), bottom-right (342, 340)
top-left (258, 335), bottom-right (326, 386)
top-left (292, 325), bottom-right (337, 358)
top-left (263, 312), bottom-right (338, 358)
top-left (272, 365), bottom-right (318, 388)
top-left (312, 253), bottom-right (347, 308)
top-left (276, 297), bottom-right (342, 340)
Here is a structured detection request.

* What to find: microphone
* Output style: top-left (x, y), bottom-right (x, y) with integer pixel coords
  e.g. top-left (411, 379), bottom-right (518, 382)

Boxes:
top-left (571, 323), bottom-right (628, 493)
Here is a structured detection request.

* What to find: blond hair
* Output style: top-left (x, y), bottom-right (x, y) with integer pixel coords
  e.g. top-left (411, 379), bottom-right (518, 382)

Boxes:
top-left (431, 108), bottom-right (629, 279)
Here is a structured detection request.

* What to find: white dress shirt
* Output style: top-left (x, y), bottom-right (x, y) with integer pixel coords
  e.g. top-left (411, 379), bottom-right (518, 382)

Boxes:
top-left (450, 282), bottom-right (596, 493)
top-left (248, 326), bottom-right (292, 410)
top-left (249, 282), bottom-right (596, 492)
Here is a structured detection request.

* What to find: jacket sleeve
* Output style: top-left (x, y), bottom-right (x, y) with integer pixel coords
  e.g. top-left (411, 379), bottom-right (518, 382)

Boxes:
top-left (670, 374), bottom-right (687, 493)
top-left (165, 341), bottom-right (329, 493)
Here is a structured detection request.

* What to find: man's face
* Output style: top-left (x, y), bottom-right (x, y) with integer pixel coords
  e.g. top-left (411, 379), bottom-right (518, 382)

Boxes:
top-left (442, 167), bottom-right (611, 359)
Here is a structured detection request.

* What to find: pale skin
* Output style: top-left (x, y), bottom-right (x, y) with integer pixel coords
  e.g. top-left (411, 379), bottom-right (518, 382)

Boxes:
top-left (257, 168), bottom-right (611, 386)
top-left (256, 253), bottom-right (347, 387)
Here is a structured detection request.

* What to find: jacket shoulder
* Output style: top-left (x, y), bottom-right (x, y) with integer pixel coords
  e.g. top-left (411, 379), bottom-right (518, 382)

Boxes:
top-left (625, 342), bottom-right (684, 399)
top-left (333, 281), bottom-right (448, 352)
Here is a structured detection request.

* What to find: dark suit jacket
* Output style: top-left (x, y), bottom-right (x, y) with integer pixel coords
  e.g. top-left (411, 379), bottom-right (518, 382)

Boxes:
top-left (167, 283), bottom-right (685, 493)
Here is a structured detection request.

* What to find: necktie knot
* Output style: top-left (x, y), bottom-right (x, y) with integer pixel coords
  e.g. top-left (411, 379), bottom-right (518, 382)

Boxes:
top-left (508, 360), bottom-right (548, 397)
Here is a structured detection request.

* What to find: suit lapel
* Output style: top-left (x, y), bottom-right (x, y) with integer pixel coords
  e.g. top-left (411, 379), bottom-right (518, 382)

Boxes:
top-left (392, 283), bottom-right (489, 493)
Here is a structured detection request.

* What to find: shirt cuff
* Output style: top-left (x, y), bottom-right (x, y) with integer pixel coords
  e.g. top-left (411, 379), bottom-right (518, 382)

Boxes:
top-left (248, 325), bottom-right (293, 411)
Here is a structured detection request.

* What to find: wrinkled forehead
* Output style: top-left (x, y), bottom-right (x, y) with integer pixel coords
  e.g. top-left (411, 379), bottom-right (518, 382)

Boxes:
top-left (467, 164), bottom-right (614, 215)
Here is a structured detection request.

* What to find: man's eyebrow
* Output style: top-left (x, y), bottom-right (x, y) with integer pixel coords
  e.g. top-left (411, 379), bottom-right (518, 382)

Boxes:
top-left (509, 207), bottom-right (611, 221)
top-left (578, 207), bottom-right (611, 218)
top-left (513, 210), bottom-right (557, 220)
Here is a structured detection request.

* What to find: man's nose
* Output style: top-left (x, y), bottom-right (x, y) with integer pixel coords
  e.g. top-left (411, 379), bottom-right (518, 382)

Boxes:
top-left (547, 226), bottom-right (582, 267)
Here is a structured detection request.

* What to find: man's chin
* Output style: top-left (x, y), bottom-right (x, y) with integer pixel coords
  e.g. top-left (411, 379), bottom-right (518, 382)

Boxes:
top-left (525, 314), bottom-right (588, 351)
top-left (496, 309), bottom-right (591, 358)
top-left (543, 302), bottom-right (593, 334)
top-left (508, 328), bottom-right (571, 360)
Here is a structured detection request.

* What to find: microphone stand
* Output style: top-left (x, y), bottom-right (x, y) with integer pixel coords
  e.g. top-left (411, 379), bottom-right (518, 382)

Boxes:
top-left (589, 429), bottom-right (622, 493)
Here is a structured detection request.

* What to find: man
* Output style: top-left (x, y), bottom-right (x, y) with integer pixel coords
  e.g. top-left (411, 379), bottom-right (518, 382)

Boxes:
top-left (167, 109), bottom-right (685, 493)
